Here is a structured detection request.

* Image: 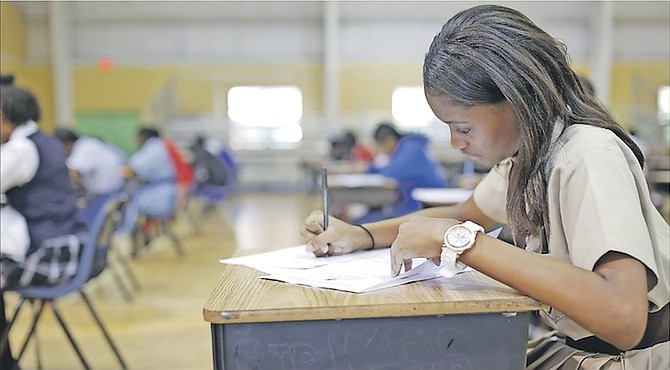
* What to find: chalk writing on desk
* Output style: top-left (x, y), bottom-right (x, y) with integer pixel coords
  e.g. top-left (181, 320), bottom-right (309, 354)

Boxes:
top-left (233, 327), bottom-right (473, 370)
top-left (225, 313), bottom-right (527, 370)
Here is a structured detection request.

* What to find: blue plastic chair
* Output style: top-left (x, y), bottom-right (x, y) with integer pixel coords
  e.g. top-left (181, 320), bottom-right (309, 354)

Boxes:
top-left (0, 194), bottom-right (129, 369)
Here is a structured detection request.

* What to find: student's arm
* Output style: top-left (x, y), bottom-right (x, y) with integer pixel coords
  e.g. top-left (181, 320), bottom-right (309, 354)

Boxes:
top-left (363, 196), bottom-right (497, 249)
top-left (121, 165), bottom-right (135, 179)
top-left (464, 240), bottom-right (648, 350)
top-left (302, 196), bottom-right (496, 256)
top-left (389, 218), bottom-right (648, 351)
top-left (69, 169), bottom-right (82, 189)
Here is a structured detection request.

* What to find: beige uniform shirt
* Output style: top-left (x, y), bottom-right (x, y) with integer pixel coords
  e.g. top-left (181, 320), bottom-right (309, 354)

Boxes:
top-left (473, 123), bottom-right (670, 340)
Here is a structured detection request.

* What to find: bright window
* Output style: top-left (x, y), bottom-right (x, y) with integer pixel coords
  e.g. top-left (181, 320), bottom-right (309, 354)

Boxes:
top-left (391, 86), bottom-right (436, 128)
top-left (227, 86), bottom-right (303, 150)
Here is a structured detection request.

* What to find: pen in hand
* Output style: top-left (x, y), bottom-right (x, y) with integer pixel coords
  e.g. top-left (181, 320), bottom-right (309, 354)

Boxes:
top-left (321, 167), bottom-right (329, 255)
top-left (322, 167), bottom-right (329, 231)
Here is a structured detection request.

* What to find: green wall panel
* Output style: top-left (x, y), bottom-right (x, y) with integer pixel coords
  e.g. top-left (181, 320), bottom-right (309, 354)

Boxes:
top-left (76, 112), bottom-right (139, 156)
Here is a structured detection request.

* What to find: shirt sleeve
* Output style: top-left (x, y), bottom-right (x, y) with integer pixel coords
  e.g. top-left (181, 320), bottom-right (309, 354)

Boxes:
top-left (0, 137), bottom-right (39, 193)
top-left (555, 135), bottom-right (657, 275)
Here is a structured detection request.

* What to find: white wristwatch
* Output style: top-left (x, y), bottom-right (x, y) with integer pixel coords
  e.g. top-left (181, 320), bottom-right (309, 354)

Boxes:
top-left (441, 220), bottom-right (484, 273)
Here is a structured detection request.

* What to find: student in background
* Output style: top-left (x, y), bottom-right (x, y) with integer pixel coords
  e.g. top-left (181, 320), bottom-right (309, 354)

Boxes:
top-left (162, 134), bottom-right (194, 213)
top-left (342, 130), bottom-right (374, 163)
top-left (119, 127), bottom-right (177, 235)
top-left (1, 85), bottom-right (88, 370)
top-left (328, 136), bottom-right (349, 161)
top-left (203, 136), bottom-right (240, 193)
top-left (0, 74), bottom-right (29, 265)
top-left (302, 5), bottom-right (668, 368)
top-left (354, 122), bottom-right (445, 223)
top-left (0, 73), bottom-right (14, 86)
top-left (54, 128), bottom-right (127, 226)
top-left (190, 135), bottom-right (230, 207)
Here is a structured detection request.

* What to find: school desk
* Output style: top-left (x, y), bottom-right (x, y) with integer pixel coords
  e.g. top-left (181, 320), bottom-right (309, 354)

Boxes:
top-left (411, 187), bottom-right (473, 208)
top-left (327, 173), bottom-right (398, 217)
top-left (203, 260), bottom-right (543, 370)
top-left (299, 159), bottom-right (367, 193)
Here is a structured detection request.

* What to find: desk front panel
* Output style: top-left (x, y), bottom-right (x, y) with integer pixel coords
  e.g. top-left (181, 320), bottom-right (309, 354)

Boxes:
top-left (212, 311), bottom-right (528, 370)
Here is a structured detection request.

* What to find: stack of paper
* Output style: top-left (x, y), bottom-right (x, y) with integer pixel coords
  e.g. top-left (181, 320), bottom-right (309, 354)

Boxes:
top-left (219, 246), bottom-right (466, 293)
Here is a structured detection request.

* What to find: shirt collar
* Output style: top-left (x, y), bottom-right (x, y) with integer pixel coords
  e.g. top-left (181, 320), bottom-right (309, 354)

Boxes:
top-left (550, 118), bottom-right (565, 143)
top-left (9, 120), bottom-right (39, 140)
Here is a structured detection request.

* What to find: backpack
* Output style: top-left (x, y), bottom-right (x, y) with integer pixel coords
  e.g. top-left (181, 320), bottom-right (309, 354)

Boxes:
top-left (193, 147), bottom-right (228, 186)
top-left (163, 139), bottom-right (194, 189)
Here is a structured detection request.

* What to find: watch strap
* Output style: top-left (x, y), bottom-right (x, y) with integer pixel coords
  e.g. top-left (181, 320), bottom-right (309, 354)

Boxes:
top-left (440, 247), bottom-right (467, 276)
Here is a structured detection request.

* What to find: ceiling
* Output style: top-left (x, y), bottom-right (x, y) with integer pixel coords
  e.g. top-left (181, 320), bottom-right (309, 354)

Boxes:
top-left (12, 1), bottom-right (670, 25)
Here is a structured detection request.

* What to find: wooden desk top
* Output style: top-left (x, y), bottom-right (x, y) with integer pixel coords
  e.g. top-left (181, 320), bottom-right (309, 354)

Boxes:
top-left (203, 263), bottom-right (543, 325)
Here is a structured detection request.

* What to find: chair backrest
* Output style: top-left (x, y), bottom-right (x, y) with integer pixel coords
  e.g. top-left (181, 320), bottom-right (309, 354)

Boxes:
top-left (18, 194), bottom-right (127, 299)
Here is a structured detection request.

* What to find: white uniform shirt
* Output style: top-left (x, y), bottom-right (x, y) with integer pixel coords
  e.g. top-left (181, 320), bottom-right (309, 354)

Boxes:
top-left (0, 121), bottom-right (39, 260)
top-left (67, 136), bottom-right (126, 195)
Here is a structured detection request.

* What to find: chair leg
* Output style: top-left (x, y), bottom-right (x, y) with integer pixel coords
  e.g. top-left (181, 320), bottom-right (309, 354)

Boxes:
top-left (107, 260), bottom-right (135, 302)
top-left (33, 316), bottom-right (43, 370)
top-left (111, 245), bottom-right (142, 291)
top-left (186, 206), bottom-right (201, 235)
top-left (124, 262), bottom-right (143, 292)
top-left (161, 219), bottom-right (185, 258)
top-left (0, 296), bottom-right (27, 361)
top-left (16, 299), bottom-right (45, 361)
top-left (131, 224), bottom-right (145, 258)
top-left (107, 246), bottom-right (137, 301)
top-left (79, 290), bottom-right (128, 369)
top-left (167, 230), bottom-right (185, 257)
top-left (132, 216), bottom-right (154, 258)
top-left (49, 301), bottom-right (92, 370)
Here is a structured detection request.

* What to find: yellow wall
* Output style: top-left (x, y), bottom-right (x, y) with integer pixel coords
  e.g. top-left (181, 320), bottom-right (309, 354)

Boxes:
top-left (0, 2), bottom-right (25, 69)
top-left (75, 67), bottom-right (173, 112)
top-left (340, 63), bottom-right (422, 115)
top-left (1, 0), bottom-right (667, 134)
top-left (1, 2), bottom-right (57, 132)
top-left (610, 63), bottom-right (670, 130)
top-left (5, 62), bottom-right (669, 135)
top-left (73, 63), bottom-right (324, 120)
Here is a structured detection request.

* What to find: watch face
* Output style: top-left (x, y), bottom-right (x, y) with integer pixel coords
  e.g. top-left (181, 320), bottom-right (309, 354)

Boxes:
top-left (446, 225), bottom-right (472, 249)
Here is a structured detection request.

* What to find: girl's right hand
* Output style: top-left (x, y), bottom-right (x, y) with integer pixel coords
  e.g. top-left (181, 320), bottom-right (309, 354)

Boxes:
top-left (301, 210), bottom-right (362, 257)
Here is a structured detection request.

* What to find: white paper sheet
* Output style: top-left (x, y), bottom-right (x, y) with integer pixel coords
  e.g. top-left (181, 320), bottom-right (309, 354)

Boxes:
top-left (219, 245), bottom-right (467, 293)
top-left (220, 245), bottom-right (375, 270)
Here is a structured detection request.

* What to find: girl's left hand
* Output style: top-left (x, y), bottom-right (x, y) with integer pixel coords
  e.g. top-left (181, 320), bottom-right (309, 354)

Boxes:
top-left (390, 216), bottom-right (460, 276)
